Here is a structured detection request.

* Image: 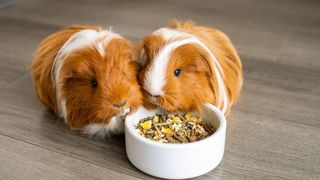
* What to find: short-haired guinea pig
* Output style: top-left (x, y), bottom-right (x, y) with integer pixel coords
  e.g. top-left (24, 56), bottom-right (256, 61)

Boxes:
top-left (138, 21), bottom-right (243, 115)
top-left (31, 25), bottom-right (142, 137)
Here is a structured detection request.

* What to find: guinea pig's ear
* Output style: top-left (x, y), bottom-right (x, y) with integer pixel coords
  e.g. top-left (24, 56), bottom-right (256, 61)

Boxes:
top-left (198, 51), bottom-right (221, 104)
top-left (191, 46), bottom-right (215, 77)
top-left (128, 45), bottom-right (142, 72)
top-left (132, 42), bottom-right (144, 67)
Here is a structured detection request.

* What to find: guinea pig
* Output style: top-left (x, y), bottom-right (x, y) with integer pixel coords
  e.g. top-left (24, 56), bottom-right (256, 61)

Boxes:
top-left (138, 21), bottom-right (243, 115)
top-left (31, 25), bottom-right (142, 137)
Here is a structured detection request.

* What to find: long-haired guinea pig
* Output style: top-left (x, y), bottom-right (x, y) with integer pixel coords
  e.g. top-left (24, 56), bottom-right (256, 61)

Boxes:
top-left (138, 21), bottom-right (242, 115)
top-left (31, 25), bottom-right (142, 137)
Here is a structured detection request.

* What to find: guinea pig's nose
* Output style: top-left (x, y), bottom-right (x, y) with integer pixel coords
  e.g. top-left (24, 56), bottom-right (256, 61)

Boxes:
top-left (151, 94), bottom-right (160, 98)
top-left (113, 100), bottom-right (127, 108)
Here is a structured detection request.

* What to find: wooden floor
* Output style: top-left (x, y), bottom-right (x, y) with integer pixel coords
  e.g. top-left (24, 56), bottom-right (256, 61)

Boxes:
top-left (0, 0), bottom-right (319, 179)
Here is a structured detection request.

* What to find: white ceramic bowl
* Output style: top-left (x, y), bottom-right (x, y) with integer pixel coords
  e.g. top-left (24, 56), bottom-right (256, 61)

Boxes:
top-left (125, 104), bottom-right (226, 179)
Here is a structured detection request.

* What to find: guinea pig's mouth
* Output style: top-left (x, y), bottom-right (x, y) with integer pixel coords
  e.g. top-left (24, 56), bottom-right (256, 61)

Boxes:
top-left (149, 97), bottom-right (158, 105)
top-left (146, 97), bottom-right (164, 109)
top-left (115, 107), bottom-right (130, 120)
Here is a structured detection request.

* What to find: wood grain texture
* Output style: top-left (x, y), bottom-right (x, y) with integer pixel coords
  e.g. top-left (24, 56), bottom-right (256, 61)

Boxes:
top-left (0, 0), bottom-right (319, 179)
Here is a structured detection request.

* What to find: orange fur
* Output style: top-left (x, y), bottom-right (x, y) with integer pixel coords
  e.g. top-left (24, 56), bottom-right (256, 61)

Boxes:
top-left (139, 21), bottom-right (243, 116)
top-left (31, 25), bottom-right (142, 130)
top-left (31, 25), bottom-right (98, 114)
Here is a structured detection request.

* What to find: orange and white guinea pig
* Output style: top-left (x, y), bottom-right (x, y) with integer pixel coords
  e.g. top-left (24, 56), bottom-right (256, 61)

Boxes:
top-left (31, 25), bottom-right (142, 137)
top-left (139, 21), bottom-right (243, 115)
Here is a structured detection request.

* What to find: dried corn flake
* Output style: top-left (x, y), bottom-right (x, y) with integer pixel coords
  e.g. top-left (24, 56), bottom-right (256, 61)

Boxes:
top-left (140, 120), bottom-right (152, 130)
top-left (184, 113), bottom-right (193, 119)
top-left (161, 127), bottom-right (174, 134)
top-left (153, 116), bottom-right (159, 123)
top-left (172, 117), bottom-right (181, 123)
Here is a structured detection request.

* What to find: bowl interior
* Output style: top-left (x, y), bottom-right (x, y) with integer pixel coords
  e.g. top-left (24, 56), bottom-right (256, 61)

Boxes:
top-left (125, 104), bottom-right (224, 146)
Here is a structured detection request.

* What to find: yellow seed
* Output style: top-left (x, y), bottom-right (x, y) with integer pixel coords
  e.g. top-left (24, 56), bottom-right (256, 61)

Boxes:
top-left (141, 120), bottom-right (152, 130)
top-left (172, 117), bottom-right (181, 123)
top-left (161, 127), bottom-right (173, 134)
top-left (153, 116), bottom-right (159, 123)
top-left (185, 113), bottom-right (193, 119)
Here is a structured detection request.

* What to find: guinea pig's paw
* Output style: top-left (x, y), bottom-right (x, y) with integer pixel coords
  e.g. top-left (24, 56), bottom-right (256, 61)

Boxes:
top-left (83, 116), bottom-right (125, 138)
top-left (108, 116), bottom-right (125, 135)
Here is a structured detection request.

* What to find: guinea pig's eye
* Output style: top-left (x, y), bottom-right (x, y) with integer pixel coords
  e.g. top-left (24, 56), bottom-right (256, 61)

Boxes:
top-left (91, 79), bottom-right (98, 88)
top-left (174, 69), bottom-right (181, 77)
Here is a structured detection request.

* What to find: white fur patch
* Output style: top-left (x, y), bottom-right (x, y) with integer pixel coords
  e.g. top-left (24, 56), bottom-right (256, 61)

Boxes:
top-left (83, 116), bottom-right (125, 138)
top-left (51, 28), bottom-right (121, 122)
top-left (144, 28), bottom-right (228, 113)
top-left (153, 28), bottom-right (187, 41)
top-left (83, 108), bottom-right (129, 137)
